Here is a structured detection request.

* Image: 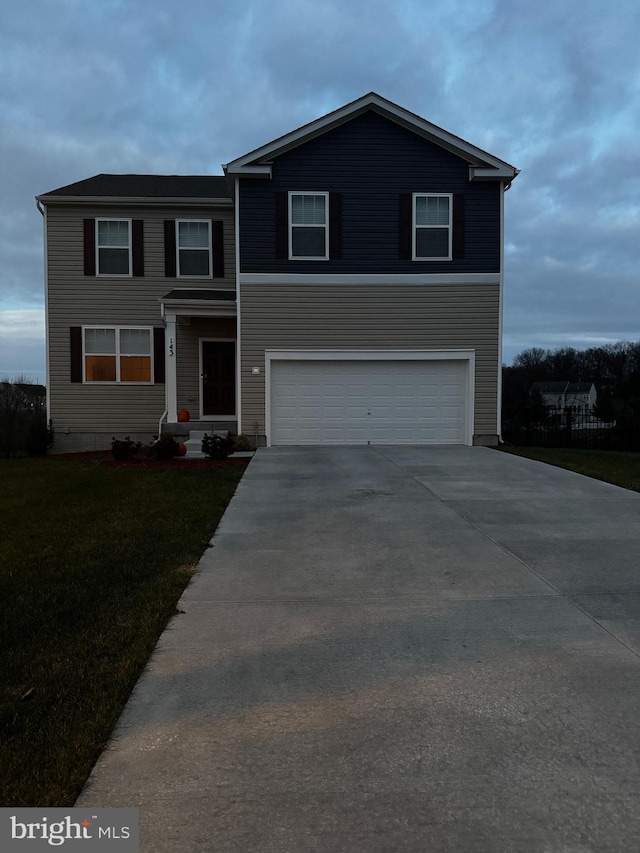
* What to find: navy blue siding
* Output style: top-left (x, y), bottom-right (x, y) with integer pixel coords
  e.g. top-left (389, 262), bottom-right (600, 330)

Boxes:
top-left (239, 111), bottom-right (501, 274)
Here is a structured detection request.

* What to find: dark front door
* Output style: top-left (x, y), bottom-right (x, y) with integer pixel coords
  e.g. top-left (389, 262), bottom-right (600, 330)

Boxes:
top-left (202, 341), bottom-right (236, 416)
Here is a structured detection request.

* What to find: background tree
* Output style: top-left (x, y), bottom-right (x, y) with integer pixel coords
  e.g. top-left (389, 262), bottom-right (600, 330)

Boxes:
top-left (0, 377), bottom-right (52, 458)
top-left (0, 379), bottom-right (29, 458)
top-left (593, 392), bottom-right (616, 422)
top-left (503, 339), bottom-right (640, 420)
top-left (528, 388), bottom-right (548, 423)
top-left (512, 347), bottom-right (548, 381)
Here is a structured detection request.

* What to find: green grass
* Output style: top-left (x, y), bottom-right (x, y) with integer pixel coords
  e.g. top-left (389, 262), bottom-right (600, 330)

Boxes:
top-left (0, 457), bottom-right (246, 807)
top-left (500, 447), bottom-right (640, 492)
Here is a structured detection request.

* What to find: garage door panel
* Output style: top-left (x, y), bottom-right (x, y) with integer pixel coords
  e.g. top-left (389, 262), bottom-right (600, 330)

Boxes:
top-left (270, 358), bottom-right (469, 445)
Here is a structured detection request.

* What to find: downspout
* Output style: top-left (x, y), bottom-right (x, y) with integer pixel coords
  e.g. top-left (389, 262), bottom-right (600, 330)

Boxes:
top-left (497, 180), bottom-right (505, 443)
top-left (158, 301), bottom-right (167, 435)
top-left (498, 174), bottom-right (518, 443)
top-left (235, 177), bottom-right (242, 436)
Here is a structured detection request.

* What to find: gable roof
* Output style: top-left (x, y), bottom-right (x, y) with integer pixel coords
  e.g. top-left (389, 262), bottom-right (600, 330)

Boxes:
top-left (224, 92), bottom-right (519, 182)
top-left (37, 174), bottom-right (231, 203)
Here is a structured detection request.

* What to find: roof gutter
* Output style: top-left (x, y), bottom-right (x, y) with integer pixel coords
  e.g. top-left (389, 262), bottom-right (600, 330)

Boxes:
top-left (503, 168), bottom-right (521, 192)
top-left (34, 196), bottom-right (233, 206)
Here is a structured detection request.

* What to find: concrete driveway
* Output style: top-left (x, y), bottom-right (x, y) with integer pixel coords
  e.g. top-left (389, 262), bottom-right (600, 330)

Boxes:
top-left (79, 446), bottom-right (640, 852)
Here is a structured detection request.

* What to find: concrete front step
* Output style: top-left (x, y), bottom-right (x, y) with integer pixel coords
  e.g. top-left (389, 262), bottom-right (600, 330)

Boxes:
top-left (164, 420), bottom-right (237, 440)
top-left (184, 429), bottom-right (229, 459)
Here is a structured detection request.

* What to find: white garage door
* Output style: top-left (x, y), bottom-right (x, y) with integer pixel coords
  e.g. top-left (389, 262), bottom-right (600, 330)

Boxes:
top-left (270, 358), bottom-right (469, 445)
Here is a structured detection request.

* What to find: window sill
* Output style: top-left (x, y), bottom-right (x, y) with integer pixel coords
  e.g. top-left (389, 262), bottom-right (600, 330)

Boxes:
top-left (95, 273), bottom-right (133, 278)
top-left (83, 382), bottom-right (155, 386)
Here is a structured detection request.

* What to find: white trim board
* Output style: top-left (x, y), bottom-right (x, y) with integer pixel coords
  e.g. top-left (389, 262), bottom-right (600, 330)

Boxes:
top-left (240, 273), bottom-right (500, 286)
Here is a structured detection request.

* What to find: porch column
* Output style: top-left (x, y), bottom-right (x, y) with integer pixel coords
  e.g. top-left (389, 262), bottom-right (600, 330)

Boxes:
top-left (165, 313), bottom-right (178, 423)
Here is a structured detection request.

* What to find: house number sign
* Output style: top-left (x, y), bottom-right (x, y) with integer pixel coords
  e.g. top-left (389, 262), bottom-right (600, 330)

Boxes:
top-left (169, 337), bottom-right (174, 356)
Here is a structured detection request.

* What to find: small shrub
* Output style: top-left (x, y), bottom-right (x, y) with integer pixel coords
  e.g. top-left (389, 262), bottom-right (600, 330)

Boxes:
top-left (202, 432), bottom-right (234, 460)
top-left (232, 434), bottom-right (252, 452)
top-left (149, 433), bottom-right (180, 460)
top-left (111, 435), bottom-right (142, 461)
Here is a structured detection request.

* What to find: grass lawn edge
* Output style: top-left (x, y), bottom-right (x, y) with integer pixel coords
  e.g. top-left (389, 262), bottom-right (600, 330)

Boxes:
top-left (0, 457), bottom-right (249, 807)
top-left (497, 445), bottom-right (640, 494)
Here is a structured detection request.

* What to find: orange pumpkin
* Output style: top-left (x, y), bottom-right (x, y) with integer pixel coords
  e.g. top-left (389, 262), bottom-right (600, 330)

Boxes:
top-left (177, 409), bottom-right (190, 422)
top-left (177, 442), bottom-right (187, 457)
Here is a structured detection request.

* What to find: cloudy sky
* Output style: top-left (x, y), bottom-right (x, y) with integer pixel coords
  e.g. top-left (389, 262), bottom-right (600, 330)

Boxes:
top-left (1, 0), bottom-right (639, 381)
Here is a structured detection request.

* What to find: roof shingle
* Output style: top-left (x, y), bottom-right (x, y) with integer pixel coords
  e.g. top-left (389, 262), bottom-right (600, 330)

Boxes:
top-left (39, 174), bottom-right (231, 199)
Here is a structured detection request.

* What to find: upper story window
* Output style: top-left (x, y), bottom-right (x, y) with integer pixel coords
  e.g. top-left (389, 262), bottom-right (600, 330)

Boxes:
top-left (177, 220), bottom-right (212, 277)
top-left (413, 194), bottom-right (452, 261)
top-left (83, 326), bottom-right (152, 383)
top-left (84, 218), bottom-right (143, 277)
top-left (289, 192), bottom-right (329, 260)
top-left (97, 219), bottom-right (131, 275)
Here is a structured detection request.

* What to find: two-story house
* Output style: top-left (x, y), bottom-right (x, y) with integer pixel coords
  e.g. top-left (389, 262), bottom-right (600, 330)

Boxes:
top-left (530, 382), bottom-right (597, 415)
top-left (37, 93), bottom-right (518, 452)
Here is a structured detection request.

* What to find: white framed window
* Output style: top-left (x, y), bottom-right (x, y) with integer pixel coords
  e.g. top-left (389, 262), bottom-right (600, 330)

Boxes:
top-left (177, 220), bottom-right (212, 277)
top-left (289, 192), bottom-right (329, 260)
top-left (413, 194), bottom-right (452, 261)
top-left (83, 326), bottom-right (153, 383)
top-left (96, 219), bottom-right (132, 276)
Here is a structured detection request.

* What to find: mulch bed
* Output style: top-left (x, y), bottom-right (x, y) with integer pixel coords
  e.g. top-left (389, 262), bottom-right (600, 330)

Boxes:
top-left (48, 450), bottom-right (250, 469)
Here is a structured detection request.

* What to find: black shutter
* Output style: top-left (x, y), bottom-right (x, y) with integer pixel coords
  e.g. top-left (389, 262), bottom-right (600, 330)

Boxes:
top-left (329, 193), bottom-right (342, 259)
top-left (164, 220), bottom-right (176, 277)
top-left (83, 219), bottom-right (95, 276)
top-left (399, 194), bottom-right (412, 260)
top-left (132, 220), bottom-right (144, 276)
top-left (212, 220), bottom-right (224, 278)
top-left (275, 192), bottom-right (288, 259)
top-left (70, 327), bottom-right (83, 382)
top-left (153, 328), bottom-right (165, 383)
top-left (452, 194), bottom-right (465, 259)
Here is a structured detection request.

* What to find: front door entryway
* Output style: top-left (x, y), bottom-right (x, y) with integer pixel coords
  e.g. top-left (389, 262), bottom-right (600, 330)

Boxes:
top-left (201, 341), bottom-right (236, 417)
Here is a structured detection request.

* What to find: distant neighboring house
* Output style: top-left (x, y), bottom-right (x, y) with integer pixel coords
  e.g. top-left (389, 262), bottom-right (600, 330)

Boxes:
top-left (17, 383), bottom-right (46, 410)
top-left (530, 382), bottom-right (597, 414)
top-left (36, 92), bottom-right (519, 451)
top-left (0, 382), bottom-right (46, 411)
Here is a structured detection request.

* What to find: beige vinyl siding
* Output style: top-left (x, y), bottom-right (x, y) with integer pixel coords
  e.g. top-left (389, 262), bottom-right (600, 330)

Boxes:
top-left (46, 203), bottom-right (234, 445)
top-left (240, 282), bottom-right (499, 439)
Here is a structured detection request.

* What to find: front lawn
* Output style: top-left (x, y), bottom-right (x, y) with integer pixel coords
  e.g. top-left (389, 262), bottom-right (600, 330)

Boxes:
top-left (0, 457), bottom-right (247, 807)
top-left (499, 446), bottom-right (640, 493)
